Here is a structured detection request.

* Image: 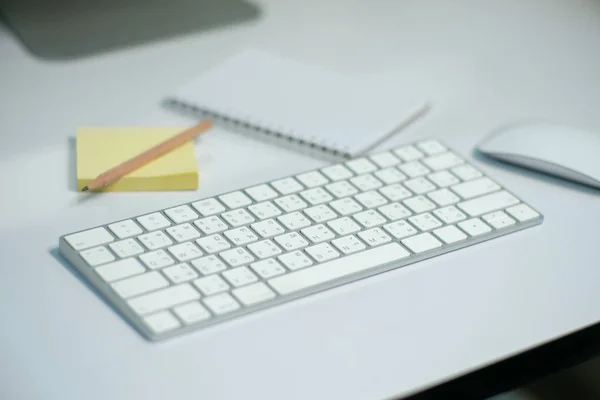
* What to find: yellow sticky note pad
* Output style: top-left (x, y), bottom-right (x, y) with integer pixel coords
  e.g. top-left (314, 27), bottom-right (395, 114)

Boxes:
top-left (76, 127), bottom-right (199, 191)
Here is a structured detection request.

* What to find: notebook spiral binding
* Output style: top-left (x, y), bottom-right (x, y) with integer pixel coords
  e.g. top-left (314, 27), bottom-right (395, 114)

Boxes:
top-left (163, 98), bottom-right (353, 162)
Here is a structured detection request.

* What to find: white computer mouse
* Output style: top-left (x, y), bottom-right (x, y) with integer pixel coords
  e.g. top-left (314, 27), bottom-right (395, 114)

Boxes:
top-left (477, 121), bottom-right (600, 189)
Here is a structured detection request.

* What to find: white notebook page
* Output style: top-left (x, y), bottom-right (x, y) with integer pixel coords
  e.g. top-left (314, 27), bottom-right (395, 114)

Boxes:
top-left (168, 49), bottom-right (428, 156)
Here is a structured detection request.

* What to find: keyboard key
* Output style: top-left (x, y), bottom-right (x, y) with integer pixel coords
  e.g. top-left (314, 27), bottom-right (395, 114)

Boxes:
top-left (346, 158), bottom-right (377, 174)
top-left (327, 217), bottom-right (361, 235)
top-left (274, 232), bottom-right (309, 251)
top-left (325, 180), bottom-right (359, 198)
top-left (194, 216), bottom-right (229, 234)
top-left (451, 164), bottom-right (482, 181)
top-left (383, 220), bottom-right (418, 239)
top-left (329, 198), bottom-right (363, 216)
top-left (221, 209), bottom-right (255, 227)
top-left (168, 242), bottom-right (203, 262)
top-left (353, 210), bottom-right (387, 228)
top-left (403, 196), bottom-right (436, 213)
top-left (379, 183), bottom-right (412, 201)
top-left (250, 258), bottom-right (286, 279)
top-left (222, 266), bottom-right (259, 287)
top-left (191, 255), bottom-right (227, 275)
top-left (195, 234), bottom-right (231, 253)
top-left (409, 213), bottom-right (443, 231)
top-left (137, 231), bottom-right (173, 251)
top-left (220, 247), bottom-right (255, 267)
top-left (457, 191), bottom-right (519, 216)
top-left (193, 275), bottom-right (230, 296)
top-left (458, 218), bottom-right (492, 236)
top-left (301, 224), bottom-right (336, 243)
top-left (110, 238), bottom-right (145, 257)
top-left (112, 271), bottom-right (169, 299)
top-left (369, 151), bottom-right (401, 168)
top-left (128, 283), bottom-right (200, 315)
top-left (278, 212), bottom-right (312, 230)
top-left (232, 282), bottom-right (276, 306)
top-left (331, 235), bottom-right (366, 254)
top-left (305, 243), bottom-right (340, 262)
top-left (321, 164), bottom-right (354, 181)
top-left (422, 152), bottom-right (463, 170)
top-left (354, 190), bottom-right (388, 208)
top-left (247, 239), bottom-right (282, 259)
top-left (271, 177), bottom-right (304, 195)
top-left (108, 220), bottom-right (143, 239)
top-left (417, 140), bottom-right (446, 155)
top-left (137, 213), bottom-right (171, 231)
top-left (300, 187), bottom-right (334, 205)
top-left (398, 161), bottom-right (430, 178)
top-left (95, 258), bottom-right (145, 282)
top-left (248, 201), bottom-right (282, 220)
top-left (357, 228), bottom-right (392, 247)
top-left (483, 211), bottom-right (516, 229)
top-left (433, 225), bottom-right (468, 244)
top-left (350, 174), bottom-right (383, 191)
top-left (278, 250), bottom-right (313, 270)
top-left (251, 219), bottom-right (286, 238)
top-left (191, 198), bottom-right (226, 216)
top-left (506, 204), bottom-right (540, 222)
top-left (224, 226), bottom-right (259, 245)
top-left (434, 206), bottom-right (467, 224)
top-left (427, 188), bottom-right (460, 206)
top-left (203, 293), bottom-right (240, 315)
top-left (245, 184), bottom-right (278, 202)
top-left (173, 301), bottom-right (211, 324)
top-left (377, 202), bottom-right (412, 221)
top-left (451, 177), bottom-right (500, 199)
top-left (274, 194), bottom-right (307, 212)
top-left (139, 250), bottom-right (175, 269)
top-left (164, 205), bottom-right (198, 224)
top-left (65, 227), bottom-right (114, 251)
top-left (403, 177), bottom-right (437, 194)
top-left (375, 167), bottom-right (407, 184)
top-left (219, 191), bottom-right (252, 209)
top-left (401, 233), bottom-right (442, 253)
top-left (162, 263), bottom-right (199, 284)
top-left (296, 171), bottom-right (329, 188)
top-left (428, 170), bottom-right (460, 187)
top-left (143, 311), bottom-right (181, 334)
top-left (166, 223), bottom-right (201, 243)
top-left (80, 246), bottom-right (115, 266)
top-left (304, 204), bottom-right (337, 223)
top-left (394, 145), bottom-right (424, 161)
top-left (268, 243), bottom-right (409, 295)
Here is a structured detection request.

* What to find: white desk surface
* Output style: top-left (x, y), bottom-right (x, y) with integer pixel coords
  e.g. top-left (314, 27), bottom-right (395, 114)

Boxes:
top-left (1, 0), bottom-right (600, 399)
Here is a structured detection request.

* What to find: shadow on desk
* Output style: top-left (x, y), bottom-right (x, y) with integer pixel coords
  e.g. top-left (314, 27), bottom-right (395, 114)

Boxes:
top-left (472, 150), bottom-right (600, 196)
top-left (0, 0), bottom-right (261, 60)
top-left (522, 356), bottom-right (600, 399)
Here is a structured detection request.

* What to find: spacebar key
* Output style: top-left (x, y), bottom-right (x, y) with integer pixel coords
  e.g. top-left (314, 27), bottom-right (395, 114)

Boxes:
top-left (457, 190), bottom-right (519, 217)
top-left (267, 243), bottom-right (410, 295)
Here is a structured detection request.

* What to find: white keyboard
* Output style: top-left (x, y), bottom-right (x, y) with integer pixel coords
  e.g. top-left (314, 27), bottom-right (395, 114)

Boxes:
top-left (59, 139), bottom-right (543, 341)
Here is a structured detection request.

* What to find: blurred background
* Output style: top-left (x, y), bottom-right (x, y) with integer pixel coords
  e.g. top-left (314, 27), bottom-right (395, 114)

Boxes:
top-left (0, 0), bottom-right (261, 59)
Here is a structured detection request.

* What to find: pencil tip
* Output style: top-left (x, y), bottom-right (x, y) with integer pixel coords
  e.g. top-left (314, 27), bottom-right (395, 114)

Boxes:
top-left (81, 186), bottom-right (89, 192)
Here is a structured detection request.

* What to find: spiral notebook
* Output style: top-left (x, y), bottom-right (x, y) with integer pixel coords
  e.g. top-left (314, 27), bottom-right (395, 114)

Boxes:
top-left (164, 49), bottom-right (429, 160)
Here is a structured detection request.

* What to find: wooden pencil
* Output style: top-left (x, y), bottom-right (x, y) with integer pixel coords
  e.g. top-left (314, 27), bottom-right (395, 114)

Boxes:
top-left (82, 119), bottom-right (212, 192)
